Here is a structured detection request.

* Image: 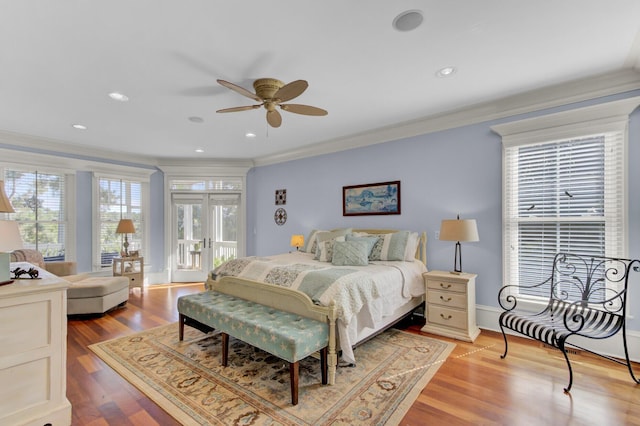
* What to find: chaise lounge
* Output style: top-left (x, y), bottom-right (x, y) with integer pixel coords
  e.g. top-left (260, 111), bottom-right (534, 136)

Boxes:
top-left (10, 249), bottom-right (129, 315)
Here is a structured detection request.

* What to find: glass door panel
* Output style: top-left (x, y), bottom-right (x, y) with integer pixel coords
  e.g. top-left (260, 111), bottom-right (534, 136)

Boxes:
top-left (171, 192), bottom-right (241, 282)
top-left (172, 194), bottom-right (207, 282)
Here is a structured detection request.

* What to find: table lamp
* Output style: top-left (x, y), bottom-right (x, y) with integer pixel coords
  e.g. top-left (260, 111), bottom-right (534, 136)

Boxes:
top-left (116, 219), bottom-right (136, 257)
top-left (439, 215), bottom-right (479, 274)
top-left (1, 180), bottom-right (22, 285)
top-left (290, 234), bottom-right (304, 251)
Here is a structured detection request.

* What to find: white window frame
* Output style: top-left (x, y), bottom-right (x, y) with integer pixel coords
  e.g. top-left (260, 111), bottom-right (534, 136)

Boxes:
top-left (1, 161), bottom-right (77, 261)
top-left (492, 96), bottom-right (640, 305)
top-left (93, 172), bottom-right (150, 271)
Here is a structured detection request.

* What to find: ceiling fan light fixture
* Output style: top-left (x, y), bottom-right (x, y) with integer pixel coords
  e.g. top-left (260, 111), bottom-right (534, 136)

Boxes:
top-left (72, 124), bottom-right (87, 130)
top-left (245, 132), bottom-right (256, 138)
top-left (188, 116), bottom-right (204, 123)
top-left (393, 10), bottom-right (423, 32)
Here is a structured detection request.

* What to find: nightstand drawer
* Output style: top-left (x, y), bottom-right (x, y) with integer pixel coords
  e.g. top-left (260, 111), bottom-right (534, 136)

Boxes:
top-left (427, 290), bottom-right (467, 309)
top-left (428, 305), bottom-right (467, 330)
top-left (426, 279), bottom-right (467, 293)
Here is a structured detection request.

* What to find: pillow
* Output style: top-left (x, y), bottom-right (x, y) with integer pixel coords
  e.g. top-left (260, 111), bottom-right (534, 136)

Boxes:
top-left (331, 241), bottom-right (369, 266)
top-left (302, 229), bottom-right (323, 253)
top-left (314, 236), bottom-right (346, 262)
top-left (345, 234), bottom-right (379, 256)
top-left (368, 231), bottom-right (420, 261)
top-left (302, 228), bottom-right (352, 254)
top-left (313, 228), bottom-right (352, 253)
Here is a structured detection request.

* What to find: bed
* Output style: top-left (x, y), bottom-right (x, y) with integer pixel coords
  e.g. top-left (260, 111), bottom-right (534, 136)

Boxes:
top-left (205, 228), bottom-right (427, 365)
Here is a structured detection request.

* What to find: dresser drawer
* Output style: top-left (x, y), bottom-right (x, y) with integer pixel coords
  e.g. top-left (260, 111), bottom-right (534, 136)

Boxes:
top-left (427, 305), bottom-right (467, 330)
top-left (426, 279), bottom-right (467, 293)
top-left (427, 289), bottom-right (467, 309)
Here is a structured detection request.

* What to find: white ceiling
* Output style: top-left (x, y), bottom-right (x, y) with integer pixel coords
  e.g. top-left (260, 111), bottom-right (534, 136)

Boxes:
top-left (1, 1), bottom-right (639, 164)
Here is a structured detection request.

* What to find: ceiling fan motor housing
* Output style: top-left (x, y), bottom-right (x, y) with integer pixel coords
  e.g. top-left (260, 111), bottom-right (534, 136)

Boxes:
top-left (253, 78), bottom-right (285, 100)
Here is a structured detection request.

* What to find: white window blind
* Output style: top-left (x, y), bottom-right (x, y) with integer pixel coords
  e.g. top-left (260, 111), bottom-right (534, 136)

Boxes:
top-left (503, 131), bottom-right (625, 298)
top-left (4, 169), bottom-right (67, 260)
top-left (97, 177), bottom-right (143, 267)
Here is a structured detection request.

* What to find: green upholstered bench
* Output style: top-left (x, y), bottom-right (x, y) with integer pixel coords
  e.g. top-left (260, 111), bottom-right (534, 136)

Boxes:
top-left (177, 290), bottom-right (330, 405)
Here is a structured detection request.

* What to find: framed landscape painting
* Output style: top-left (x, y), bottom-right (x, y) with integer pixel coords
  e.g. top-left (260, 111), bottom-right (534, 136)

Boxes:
top-left (342, 180), bottom-right (401, 216)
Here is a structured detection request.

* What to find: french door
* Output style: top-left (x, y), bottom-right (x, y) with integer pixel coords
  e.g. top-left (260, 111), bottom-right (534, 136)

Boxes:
top-left (171, 192), bottom-right (241, 282)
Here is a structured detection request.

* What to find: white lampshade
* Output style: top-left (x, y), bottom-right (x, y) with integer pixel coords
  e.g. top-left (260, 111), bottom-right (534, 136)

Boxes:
top-left (439, 219), bottom-right (479, 242)
top-left (0, 220), bottom-right (24, 252)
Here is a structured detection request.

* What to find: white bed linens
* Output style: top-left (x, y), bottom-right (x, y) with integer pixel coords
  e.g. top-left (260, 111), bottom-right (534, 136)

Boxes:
top-left (210, 251), bottom-right (426, 363)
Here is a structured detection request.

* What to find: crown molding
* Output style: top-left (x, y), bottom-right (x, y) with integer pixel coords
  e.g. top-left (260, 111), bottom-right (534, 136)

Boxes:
top-left (254, 68), bottom-right (640, 166)
top-left (157, 159), bottom-right (254, 177)
top-left (0, 129), bottom-right (158, 167)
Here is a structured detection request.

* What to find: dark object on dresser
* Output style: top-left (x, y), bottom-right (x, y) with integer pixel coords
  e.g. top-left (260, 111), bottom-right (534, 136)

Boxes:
top-left (498, 252), bottom-right (640, 392)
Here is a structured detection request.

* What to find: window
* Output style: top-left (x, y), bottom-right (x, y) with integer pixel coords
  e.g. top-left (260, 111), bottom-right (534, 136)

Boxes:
top-left (3, 169), bottom-right (69, 261)
top-left (493, 97), bottom-right (638, 301)
top-left (96, 177), bottom-right (145, 268)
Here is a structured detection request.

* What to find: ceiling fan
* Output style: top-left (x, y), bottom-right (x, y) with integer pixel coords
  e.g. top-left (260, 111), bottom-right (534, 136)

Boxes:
top-left (216, 78), bottom-right (328, 128)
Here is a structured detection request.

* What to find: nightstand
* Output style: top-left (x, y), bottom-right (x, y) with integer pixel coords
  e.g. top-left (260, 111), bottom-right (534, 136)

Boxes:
top-left (421, 270), bottom-right (480, 342)
top-left (113, 256), bottom-right (144, 290)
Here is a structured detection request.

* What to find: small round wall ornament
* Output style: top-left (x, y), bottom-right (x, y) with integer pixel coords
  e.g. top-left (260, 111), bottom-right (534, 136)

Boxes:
top-left (274, 207), bottom-right (287, 225)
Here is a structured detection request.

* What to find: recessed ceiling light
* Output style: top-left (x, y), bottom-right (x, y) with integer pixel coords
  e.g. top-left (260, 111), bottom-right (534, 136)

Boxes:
top-left (393, 10), bottom-right (423, 32)
top-left (195, 148), bottom-right (204, 153)
top-left (436, 66), bottom-right (457, 78)
top-left (72, 124), bottom-right (87, 130)
top-left (108, 92), bottom-right (129, 102)
top-left (245, 132), bottom-right (256, 138)
top-left (188, 116), bottom-right (204, 123)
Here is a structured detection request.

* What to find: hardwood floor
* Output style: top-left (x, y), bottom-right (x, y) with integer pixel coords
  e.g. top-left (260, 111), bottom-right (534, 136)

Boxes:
top-left (67, 283), bottom-right (640, 425)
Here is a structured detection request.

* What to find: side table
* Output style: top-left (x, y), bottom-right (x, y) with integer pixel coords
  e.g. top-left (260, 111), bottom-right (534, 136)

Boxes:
top-left (421, 270), bottom-right (480, 342)
top-left (113, 256), bottom-right (144, 290)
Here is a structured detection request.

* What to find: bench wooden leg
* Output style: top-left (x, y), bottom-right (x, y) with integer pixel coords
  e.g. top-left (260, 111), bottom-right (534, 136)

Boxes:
top-left (178, 314), bottom-right (185, 341)
top-left (290, 361), bottom-right (299, 405)
top-left (221, 332), bottom-right (229, 367)
top-left (320, 347), bottom-right (328, 385)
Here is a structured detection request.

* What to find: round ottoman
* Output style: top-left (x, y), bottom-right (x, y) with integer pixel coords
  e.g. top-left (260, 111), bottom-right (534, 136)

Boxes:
top-left (66, 276), bottom-right (130, 315)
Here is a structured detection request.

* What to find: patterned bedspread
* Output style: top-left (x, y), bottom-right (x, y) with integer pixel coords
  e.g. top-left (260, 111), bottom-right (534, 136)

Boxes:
top-left (209, 252), bottom-right (426, 326)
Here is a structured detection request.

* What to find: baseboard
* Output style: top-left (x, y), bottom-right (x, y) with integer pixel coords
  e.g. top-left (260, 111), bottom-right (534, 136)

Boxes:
top-left (477, 304), bottom-right (640, 363)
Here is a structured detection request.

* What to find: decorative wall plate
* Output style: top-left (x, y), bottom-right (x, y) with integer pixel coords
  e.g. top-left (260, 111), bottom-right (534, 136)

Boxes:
top-left (274, 207), bottom-right (287, 225)
top-left (275, 189), bottom-right (286, 205)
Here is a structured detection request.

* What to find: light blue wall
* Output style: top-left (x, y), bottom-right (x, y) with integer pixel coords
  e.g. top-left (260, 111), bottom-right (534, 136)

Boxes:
top-left (246, 90), bottom-right (640, 329)
top-left (75, 172), bottom-right (93, 272)
top-left (148, 171), bottom-right (165, 272)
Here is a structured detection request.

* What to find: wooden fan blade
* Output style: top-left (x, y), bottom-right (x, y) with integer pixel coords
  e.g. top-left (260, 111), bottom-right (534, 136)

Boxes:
top-left (217, 79), bottom-right (262, 102)
top-left (216, 105), bottom-right (261, 113)
top-left (267, 109), bottom-right (282, 128)
top-left (280, 104), bottom-right (328, 116)
top-left (274, 80), bottom-right (308, 102)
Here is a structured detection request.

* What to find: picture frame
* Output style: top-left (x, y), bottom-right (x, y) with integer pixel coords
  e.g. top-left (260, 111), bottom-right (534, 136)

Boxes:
top-left (342, 180), bottom-right (401, 216)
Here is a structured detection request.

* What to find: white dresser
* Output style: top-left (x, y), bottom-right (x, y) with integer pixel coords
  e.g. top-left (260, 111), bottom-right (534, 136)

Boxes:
top-left (0, 262), bottom-right (71, 426)
top-left (421, 270), bottom-right (481, 342)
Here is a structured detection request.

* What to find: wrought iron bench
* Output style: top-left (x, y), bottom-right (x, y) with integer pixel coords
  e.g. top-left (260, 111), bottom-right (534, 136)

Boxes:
top-left (498, 252), bottom-right (640, 392)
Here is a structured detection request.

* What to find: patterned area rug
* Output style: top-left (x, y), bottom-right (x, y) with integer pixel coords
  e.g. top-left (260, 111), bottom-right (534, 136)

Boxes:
top-left (90, 323), bottom-right (455, 425)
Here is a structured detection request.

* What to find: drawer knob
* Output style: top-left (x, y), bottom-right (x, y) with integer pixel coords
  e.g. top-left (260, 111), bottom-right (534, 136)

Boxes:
top-left (440, 296), bottom-right (452, 302)
top-left (440, 283), bottom-right (452, 289)
top-left (440, 313), bottom-right (452, 320)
